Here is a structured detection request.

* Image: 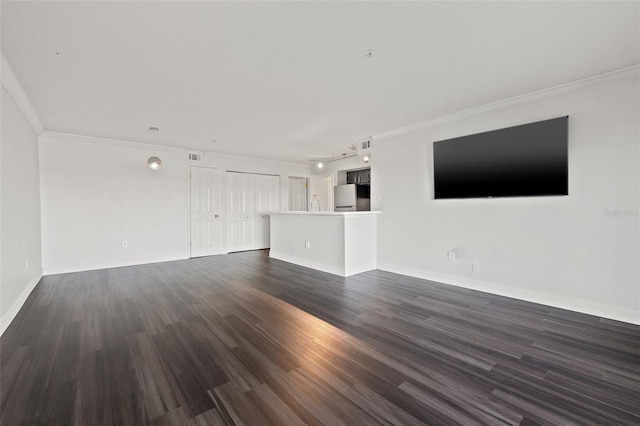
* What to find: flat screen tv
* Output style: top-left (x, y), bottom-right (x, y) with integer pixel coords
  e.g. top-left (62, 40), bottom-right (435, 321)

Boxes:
top-left (433, 116), bottom-right (568, 199)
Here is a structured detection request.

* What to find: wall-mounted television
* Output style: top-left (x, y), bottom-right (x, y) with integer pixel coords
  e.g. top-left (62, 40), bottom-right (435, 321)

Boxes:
top-left (433, 116), bottom-right (568, 199)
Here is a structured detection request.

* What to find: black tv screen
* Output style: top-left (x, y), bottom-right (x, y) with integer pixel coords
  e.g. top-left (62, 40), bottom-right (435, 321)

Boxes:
top-left (433, 116), bottom-right (568, 199)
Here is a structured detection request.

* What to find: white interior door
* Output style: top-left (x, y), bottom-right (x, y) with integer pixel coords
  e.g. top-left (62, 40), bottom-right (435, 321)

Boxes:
top-left (288, 177), bottom-right (308, 211)
top-left (190, 167), bottom-right (220, 257)
top-left (255, 175), bottom-right (280, 249)
top-left (227, 172), bottom-right (256, 252)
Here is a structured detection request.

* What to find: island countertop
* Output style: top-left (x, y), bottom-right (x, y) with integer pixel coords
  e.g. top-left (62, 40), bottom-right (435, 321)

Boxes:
top-left (269, 211), bottom-right (378, 276)
top-left (269, 211), bottom-right (380, 216)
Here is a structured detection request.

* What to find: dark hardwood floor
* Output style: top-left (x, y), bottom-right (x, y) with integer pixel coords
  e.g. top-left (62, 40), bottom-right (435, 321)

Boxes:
top-left (1, 250), bottom-right (638, 425)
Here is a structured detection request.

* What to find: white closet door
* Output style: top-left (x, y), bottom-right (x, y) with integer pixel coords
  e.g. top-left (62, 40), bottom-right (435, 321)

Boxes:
top-left (190, 167), bottom-right (220, 257)
top-left (227, 172), bottom-right (256, 252)
top-left (255, 175), bottom-right (280, 249)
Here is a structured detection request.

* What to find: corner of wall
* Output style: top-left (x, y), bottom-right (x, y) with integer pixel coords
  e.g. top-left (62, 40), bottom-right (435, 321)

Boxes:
top-left (1, 51), bottom-right (45, 336)
top-left (1, 52), bottom-right (45, 135)
top-left (0, 269), bottom-right (42, 336)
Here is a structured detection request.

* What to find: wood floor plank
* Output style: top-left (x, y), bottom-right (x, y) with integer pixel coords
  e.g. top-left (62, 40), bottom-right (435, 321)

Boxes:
top-left (151, 329), bottom-right (216, 419)
top-left (1, 250), bottom-right (638, 425)
top-left (212, 381), bottom-right (267, 425)
top-left (74, 349), bottom-right (110, 425)
top-left (247, 382), bottom-right (307, 426)
top-left (127, 332), bottom-right (179, 419)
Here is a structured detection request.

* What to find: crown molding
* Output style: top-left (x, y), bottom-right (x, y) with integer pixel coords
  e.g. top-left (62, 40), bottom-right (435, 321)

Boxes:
top-left (40, 131), bottom-right (187, 153)
top-left (374, 65), bottom-right (640, 141)
top-left (201, 150), bottom-right (309, 169)
top-left (40, 132), bottom-right (310, 170)
top-left (1, 52), bottom-right (45, 135)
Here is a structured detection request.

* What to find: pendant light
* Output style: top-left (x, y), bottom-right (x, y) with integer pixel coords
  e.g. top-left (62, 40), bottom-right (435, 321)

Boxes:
top-left (147, 126), bottom-right (162, 170)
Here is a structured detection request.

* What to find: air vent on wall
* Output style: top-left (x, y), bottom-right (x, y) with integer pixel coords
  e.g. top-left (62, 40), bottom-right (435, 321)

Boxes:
top-left (188, 153), bottom-right (202, 161)
top-left (351, 138), bottom-right (372, 154)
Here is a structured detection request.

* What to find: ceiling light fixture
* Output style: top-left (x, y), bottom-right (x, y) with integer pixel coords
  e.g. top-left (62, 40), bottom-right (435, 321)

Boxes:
top-left (147, 126), bottom-right (162, 170)
top-left (363, 155), bottom-right (370, 164)
top-left (311, 152), bottom-right (357, 169)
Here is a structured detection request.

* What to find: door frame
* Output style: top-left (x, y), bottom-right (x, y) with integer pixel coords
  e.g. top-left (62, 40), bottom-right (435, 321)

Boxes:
top-left (189, 165), bottom-right (221, 258)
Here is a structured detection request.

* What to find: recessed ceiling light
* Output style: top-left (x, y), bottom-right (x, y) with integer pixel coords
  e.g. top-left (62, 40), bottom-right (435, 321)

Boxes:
top-left (366, 49), bottom-right (375, 58)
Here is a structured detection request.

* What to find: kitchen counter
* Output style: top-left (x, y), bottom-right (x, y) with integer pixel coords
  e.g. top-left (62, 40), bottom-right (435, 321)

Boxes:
top-left (269, 211), bottom-right (379, 276)
top-left (270, 211), bottom-right (379, 216)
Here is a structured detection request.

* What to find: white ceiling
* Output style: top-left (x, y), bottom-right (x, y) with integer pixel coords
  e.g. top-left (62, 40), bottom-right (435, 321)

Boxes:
top-left (2, 1), bottom-right (639, 163)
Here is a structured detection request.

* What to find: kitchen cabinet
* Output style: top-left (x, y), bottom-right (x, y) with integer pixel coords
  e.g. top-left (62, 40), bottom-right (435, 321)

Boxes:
top-left (358, 169), bottom-right (370, 184)
top-left (346, 168), bottom-right (370, 185)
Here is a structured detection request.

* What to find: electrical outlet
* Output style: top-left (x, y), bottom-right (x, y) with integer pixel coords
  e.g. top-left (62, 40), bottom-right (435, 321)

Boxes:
top-left (123, 241), bottom-right (128, 248)
top-left (447, 250), bottom-right (456, 261)
top-left (305, 241), bottom-right (311, 249)
top-left (472, 263), bottom-right (480, 273)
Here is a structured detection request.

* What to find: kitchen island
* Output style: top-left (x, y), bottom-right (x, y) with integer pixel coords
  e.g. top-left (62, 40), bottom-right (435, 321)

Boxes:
top-left (269, 211), bottom-right (379, 277)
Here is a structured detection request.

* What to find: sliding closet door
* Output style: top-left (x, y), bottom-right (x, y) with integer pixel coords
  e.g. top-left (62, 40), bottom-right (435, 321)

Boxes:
top-left (227, 172), bottom-right (256, 252)
top-left (255, 174), bottom-right (280, 249)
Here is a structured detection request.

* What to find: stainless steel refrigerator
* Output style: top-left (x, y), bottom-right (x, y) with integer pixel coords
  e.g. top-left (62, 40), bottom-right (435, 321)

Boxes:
top-left (334, 184), bottom-right (370, 212)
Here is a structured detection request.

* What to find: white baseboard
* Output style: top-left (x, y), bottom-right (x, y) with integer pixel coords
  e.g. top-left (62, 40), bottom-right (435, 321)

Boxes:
top-left (377, 263), bottom-right (640, 325)
top-left (345, 262), bottom-right (377, 276)
top-left (269, 251), bottom-right (346, 276)
top-left (1, 268), bottom-right (43, 336)
top-left (43, 255), bottom-right (190, 275)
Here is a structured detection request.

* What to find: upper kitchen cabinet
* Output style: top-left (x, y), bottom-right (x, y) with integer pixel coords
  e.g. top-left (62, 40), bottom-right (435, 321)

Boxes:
top-left (346, 168), bottom-right (370, 185)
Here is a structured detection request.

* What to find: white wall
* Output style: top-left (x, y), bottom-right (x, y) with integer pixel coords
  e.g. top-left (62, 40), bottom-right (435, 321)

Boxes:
top-left (39, 134), bottom-right (310, 274)
top-left (308, 175), bottom-right (331, 212)
top-left (40, 133), bottom-right (190, 274)
top-left (373, 69), bottom-right (640, 324)
top-left (1, 85), bottom-right (42, 333)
